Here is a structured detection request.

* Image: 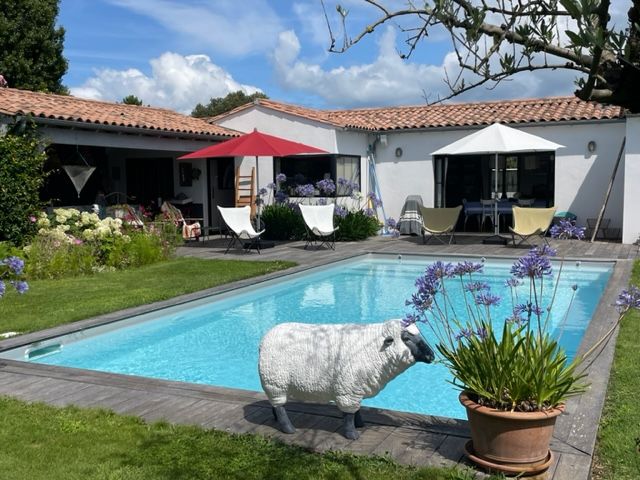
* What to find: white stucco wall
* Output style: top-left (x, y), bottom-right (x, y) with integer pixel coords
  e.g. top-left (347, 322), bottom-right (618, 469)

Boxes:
top-left (217, 107), bottom-right (338, 192)
top-left (623, 116), bottom-right (640, 244)
top-left (521, 122), bottom-right (626, 234)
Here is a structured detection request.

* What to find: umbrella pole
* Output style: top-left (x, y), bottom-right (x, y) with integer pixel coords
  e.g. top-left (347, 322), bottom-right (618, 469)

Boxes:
top-left (483, 152), bottom-right (508, 245)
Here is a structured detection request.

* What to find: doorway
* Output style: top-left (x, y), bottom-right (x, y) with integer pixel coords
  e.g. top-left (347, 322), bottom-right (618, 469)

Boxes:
top-left (207, 157), bottom-right (235, 230)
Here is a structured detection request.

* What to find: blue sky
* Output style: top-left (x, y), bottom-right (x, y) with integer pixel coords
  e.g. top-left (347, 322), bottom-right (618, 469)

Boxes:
top-left (58, 0), bottom-right (598, 113)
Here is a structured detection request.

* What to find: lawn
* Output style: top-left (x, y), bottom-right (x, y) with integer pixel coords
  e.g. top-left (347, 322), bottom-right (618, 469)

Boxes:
top-left (0, 397), bottom-right (484, 480)
top-left (593, 260), bottom-right (640, 479)
top-left (0, 256), bottom-right (490, 480)
top-left (0, 257), bottom-right (295, 334)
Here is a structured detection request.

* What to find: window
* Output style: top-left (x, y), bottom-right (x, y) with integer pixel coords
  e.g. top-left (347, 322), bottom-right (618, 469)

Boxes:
top-left (274, 154), bottom-right (360, 196)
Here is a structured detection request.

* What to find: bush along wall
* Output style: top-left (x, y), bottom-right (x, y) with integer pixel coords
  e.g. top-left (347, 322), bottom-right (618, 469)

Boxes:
top-left (0, 128), bottom-right (48, 246)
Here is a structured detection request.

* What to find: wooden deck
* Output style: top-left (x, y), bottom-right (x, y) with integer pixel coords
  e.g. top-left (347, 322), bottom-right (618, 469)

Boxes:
top-left (0, 235), bottom-right (637, 479)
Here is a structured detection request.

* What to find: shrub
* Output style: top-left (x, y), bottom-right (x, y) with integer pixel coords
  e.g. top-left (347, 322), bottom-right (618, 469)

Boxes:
top-left (335, 211), bottom-right (380, 241)
top-left (24, 209), bottom-right (179, 279)
top-left (0, 126), bottom-right (48, 245)
top-left (261, 204), bottom-right (305, 241)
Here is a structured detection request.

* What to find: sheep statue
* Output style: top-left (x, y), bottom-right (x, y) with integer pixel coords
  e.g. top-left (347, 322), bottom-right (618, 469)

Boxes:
top-left (258, 319), bottom-right (434, 440)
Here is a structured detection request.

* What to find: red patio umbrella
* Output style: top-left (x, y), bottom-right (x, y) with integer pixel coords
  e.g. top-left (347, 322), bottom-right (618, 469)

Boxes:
top-left (178, 128), bottom-right (327, 226)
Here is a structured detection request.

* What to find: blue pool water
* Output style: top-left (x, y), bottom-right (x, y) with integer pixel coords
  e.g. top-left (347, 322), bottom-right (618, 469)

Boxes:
top-left (25, 255), bottom-right (612, 419)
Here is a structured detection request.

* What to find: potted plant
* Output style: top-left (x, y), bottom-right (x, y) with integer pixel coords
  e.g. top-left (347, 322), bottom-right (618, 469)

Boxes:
top-left (403, 246), bottom-right (640, 475)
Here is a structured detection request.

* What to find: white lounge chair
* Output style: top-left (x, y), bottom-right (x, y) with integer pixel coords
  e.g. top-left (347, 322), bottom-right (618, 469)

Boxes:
top-left (217, 206), bottom-right (265, 253)
top-left (299, 204), bottom-right (339, 250)
top-left (420, 206), bottom-right (462, 244)
top-left (509, 206), bottom-right (556, 247)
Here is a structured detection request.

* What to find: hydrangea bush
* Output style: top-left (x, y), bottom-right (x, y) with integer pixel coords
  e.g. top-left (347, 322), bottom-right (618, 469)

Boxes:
top-left (25, 208), bottom-right (179, 279)
top-left (403, 246), bottom-right (640, 411)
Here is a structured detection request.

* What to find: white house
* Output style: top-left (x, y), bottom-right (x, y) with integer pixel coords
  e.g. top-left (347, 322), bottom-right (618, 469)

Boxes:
top-left (212, 97), bottom-right (640, 244)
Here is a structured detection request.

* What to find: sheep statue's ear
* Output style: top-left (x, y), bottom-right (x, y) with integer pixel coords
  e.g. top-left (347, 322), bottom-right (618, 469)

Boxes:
top-left (383, 336), bottom-right (394, 346)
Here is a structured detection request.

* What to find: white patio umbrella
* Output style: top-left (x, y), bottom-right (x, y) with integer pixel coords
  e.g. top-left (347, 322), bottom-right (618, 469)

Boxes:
top-left (431, 123), bottom-right (564, 242)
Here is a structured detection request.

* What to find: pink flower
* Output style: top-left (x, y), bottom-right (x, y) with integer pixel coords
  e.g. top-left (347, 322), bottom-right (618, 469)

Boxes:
top-left (29, 216), bottom-right (37, 223)
top-left (73, 238), bottom-right (84, 245)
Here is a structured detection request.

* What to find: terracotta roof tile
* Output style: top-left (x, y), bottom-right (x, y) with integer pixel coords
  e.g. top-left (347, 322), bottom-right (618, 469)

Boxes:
top-left (213, 97), bottom-right (625, 131)
top-left (0, 88), bottom-right (238, 138)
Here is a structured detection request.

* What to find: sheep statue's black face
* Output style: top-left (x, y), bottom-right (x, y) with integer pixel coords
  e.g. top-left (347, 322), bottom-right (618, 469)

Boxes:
top-left (258, 320), bottom-right (435, 440)
top-left (399, 323), bottom-right (434, 364)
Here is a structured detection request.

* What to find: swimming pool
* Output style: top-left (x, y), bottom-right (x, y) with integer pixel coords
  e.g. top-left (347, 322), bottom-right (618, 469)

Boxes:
top-left (0, 254), bottom-right (613, 419)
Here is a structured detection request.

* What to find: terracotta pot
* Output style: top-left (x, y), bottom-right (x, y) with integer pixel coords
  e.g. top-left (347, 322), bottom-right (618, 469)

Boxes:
top-left (459, 392), bottom-right (564, 476)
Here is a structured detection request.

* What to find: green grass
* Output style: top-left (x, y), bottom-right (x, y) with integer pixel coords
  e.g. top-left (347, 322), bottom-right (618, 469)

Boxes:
top-left (0, 257), bottom-right (295, 334)
top-left (0, 397), bottom-right (483, 480)
top-left (593, 260), bottom-right (640, 479)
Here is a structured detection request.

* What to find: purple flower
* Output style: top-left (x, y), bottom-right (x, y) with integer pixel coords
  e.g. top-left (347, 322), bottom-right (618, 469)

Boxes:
top-left (391, 229), bottom-right (400, 238)
top-left (465, 281), bottom-right (490, 292)
top-left (364, 208), bottom-right (376, 217)
top-left (506, 311), bottom-right (527, 325)
top-left (386, 217), bottom-right (397, 229)
top-left (11, 280), bottom-right (28, 294)
top-left (275, 173), bottom-right (287, 183)
top-left (258, 188), bottom-right (268, 196)
top-left (476, 326), bottom-right (488, 339)
top-left (425, 261), bottom-right (455, 280)
top-left (2, 256), bottom-right (24, 275)
top-left (616, 286), bottom-right (640, 312)
top-left (455, 328), bottom-right (474, 341)
top-left (510, 249), bottom-right (554, 279)
top-left (550, 219), bottom-right (586, 240)
top-left (515, 302), bottom-right (544, 317)
top-left (367, 192), bottom-right (383, 208)
top-left (402, 313), bottom-right (419, 327)
top-left (296, 184), bottom-right (315, 197)
top-left (337, 177), bottom-right (348, 186)
top-left (315, 178), bottom-right (336, 195)
top-left (274, 191), bottom-right (289, 204)
top-left (317, 198), bottom-right (327, 206)
top-left (334, 205), bottom-right (348, 218)
top-left (475, 293), bottom-right (501, 306)
top-left (451, 261), bottom-right (483, 276)
top-left (505, 278), bottom-right (522, 287)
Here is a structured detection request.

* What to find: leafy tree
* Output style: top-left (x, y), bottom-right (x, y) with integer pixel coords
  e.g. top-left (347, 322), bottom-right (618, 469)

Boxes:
top-left (122, 95), bottom-right (143, 106)
top-left (324, 0), bottom-right (640, 112)
top-left (191, 91), bottom-right (268, 118)
top-left (0, 120), bottom-right (48, 245)
top-left (0, 0), bottom-right (68, 94)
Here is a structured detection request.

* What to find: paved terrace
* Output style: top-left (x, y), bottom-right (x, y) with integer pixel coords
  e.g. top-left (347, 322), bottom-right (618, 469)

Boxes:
top-left (0, 235), bottom-right (637, 479)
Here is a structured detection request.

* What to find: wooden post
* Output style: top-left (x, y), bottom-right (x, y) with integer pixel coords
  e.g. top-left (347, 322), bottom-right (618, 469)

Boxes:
top-left (590, 137), bottom-right (626, 243)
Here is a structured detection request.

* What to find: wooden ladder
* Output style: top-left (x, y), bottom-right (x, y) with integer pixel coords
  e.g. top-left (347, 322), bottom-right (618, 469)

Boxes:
top-left (235, 166), bottom-right (256, 217)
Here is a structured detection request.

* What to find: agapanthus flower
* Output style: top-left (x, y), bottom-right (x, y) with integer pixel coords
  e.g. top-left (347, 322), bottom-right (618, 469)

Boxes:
top-left (364, 208), bottom-right (376, 217)
top-left (465, 281), bottom-right (490, 292)
top-left (317, 198), bottom-right (327, 206)
top-left (475, 293), bottom-right (501, 306)
top-left (425, 261), bottom-right (455, 280)
top-left (455, 328), bottom-right (474, 341)
top-left (550, 219), bottom-right (586, 240)
top-left (258, 187), bottom-right (268, 196)
top-left (510, 248), bottom-right (554, 279)
top-left (402, 313), bottom-right (420, 327)
top-left (452, 261), bottom-right (483, 276)
top-left (505, 278), bottom-right (522, 288)
top-left (476, 326), bottom-right (488, 339)
top-left (275, 173), bottom-right (287, 183)
top-left (386, 217), bottom-right (397, 229)
top-left (514, 302), bottom-right (544, 317)
top-left (315, 178), bottom-right (336, 195)
top-left (274, 191), bottom-right (289, 204)
top-left (505, 311), bottom-right (527, 325)
top-left (367, 192), bottom-right (383, 208)
top-left (616, 286), bottom-right (640, 313)
top-left (296, 184), bottom-right (315, 197)
top-left (334, 205), bottom-right (348, 218)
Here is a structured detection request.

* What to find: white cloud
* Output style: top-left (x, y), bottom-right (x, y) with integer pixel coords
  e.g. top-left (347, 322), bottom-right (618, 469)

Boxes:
top-left (106, 0), bottom-right (284, 57)
top-left (71, 52), bottom-right (262, 113)
top-left (272, 27), bottom-right (576, 107)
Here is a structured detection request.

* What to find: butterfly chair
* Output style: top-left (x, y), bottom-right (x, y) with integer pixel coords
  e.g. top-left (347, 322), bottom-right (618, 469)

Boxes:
top-left (509, 206), bottom-right (556, 247)
top-left (299, 204), bottom-right (339, 250)
top-left (217, 205), bottom-right (265, 253)
top-left (420, 206), bottom-right (462, 245)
